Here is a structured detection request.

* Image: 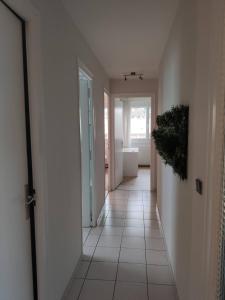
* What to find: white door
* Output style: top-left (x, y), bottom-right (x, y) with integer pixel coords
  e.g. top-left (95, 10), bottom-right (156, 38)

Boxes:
top-left (0, 2), bottom-right (34, 300)
top-left (114, 98), bottom-right (124, 187)
top-left (79, 74), bottom-right (92, 227)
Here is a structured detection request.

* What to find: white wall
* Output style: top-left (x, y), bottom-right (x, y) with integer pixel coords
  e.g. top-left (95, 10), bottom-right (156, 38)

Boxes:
top-left (110, 78), bottom-right (158, 95)
top-left (25, 0), bottom-right (109, 299)
top-left (157, 0), bottom-right (224, 299)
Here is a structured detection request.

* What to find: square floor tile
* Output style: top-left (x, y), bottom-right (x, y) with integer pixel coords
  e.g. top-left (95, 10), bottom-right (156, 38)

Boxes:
top-left (148, 284), bottom-right (177, 300)
top-left (104, 218), bottom-right (125, 227)
top-left (125, 219), bottom-right (144, 227)
top-left (84, 235), bottom-right (99, 247)
top-left (82, 228), bottom-right (91, 243)
top-left (102, 226), bottom-right (124, 236)
top-left (98, 235), bottom-right (122, 247)
top-left (146, 250), bottom-right (169, 265)
top-left (87, 262), bottom-right (117, 281)
top-left (117, 263), bottom-right (147, 283)
top-left (127, 199), bottom-right (142, 204)
top-left (119, 248), bottom-right (145, 264)
top-left (144, 219), bottom-right (160, 229)
top-left (127, 203), bottom-right (143, 209)
top-left (109, 190), bottom-right (129, 199)
top-left (106, 204), bottom-right (127, 211)
top-left (106, 199), bottom-right (127, 205)
top-left (107, 211), bottom-right (126, 219)
top-left (93, 247), bottom-right (120, 262)
top-left (114, 282), bottom-right (148, 300)
top-left (123, 227), bottom-right (145, 237)
top-left (79, 280), bottom-right (114, 300)
top-left (89, 227), bottom-right (103, 236)
top-left (147, 265), bottom-right (174, 285)
top-left (121, 236), bottom-right (145, 249)
top-left (127, 206), bottom-right (143, 212)
top-left (145, 238), bottom-right (165, 251)
top-left (145, 228), bottom-right (162, 238)
top-left (144, 213), bottom-right (158, 220)
top-left (128, 192), bottom-right (143, 198)
top-left (82, 246), bottom-right (95, 261)
top-left (142, 191), bottom-right (150, 198)
top-left (126, 212), bottom-right (144, 219)
top-left (66, 279), bottom-right (84, 300)
top-left (75, 261), bottom-right (90, 278)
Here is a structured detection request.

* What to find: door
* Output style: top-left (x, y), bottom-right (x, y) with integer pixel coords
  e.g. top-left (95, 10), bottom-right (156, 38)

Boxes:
top-left (79, 70), bottom-right (93, 227)
top-left (114, 98), bottom-right (124, 187)
top-left (0, 2), bottom-right (36, 300)
top-left (104, 92), bottom-right (110, 195)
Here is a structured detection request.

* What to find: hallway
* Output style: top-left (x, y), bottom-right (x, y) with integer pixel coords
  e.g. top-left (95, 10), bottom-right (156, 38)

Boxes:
top-left (70, 185), bottom-right (177, 300)
top-left (1, 0), bottom-right (224, 299)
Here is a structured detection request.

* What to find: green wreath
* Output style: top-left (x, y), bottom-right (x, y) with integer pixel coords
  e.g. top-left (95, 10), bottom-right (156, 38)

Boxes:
top-left (152, 105), bottom-right (189, 180)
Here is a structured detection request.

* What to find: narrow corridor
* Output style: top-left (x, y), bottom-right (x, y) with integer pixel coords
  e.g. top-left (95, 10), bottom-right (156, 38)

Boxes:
top-left (67, 180), bottom-right (178, 300)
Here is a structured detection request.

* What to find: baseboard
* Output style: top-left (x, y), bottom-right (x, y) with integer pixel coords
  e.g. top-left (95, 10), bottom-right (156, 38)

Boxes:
top-left (61, 255), bottom-right (82, 300)
top-left (156, 206), bottom-right (179, 300)
top-left (97, 201), bottom-right (107, 226)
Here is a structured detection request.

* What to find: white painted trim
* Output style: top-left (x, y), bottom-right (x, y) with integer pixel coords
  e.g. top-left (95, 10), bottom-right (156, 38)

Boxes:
top-left (110, 94), bottom-right (116, 190)
top-left (77, 58), bottom-right (94, 80)
top-left (96, 202), bottom-right (107, 226)
top-left (110, 92), bottom-right (157, 191)
top-left (104, 91), bottom-right (112, 192)
top-left (104, 87), bottom-right (110, 96)
top-left (61, 255), bottom-right (83, 300)
top-left (77, 59), bottom-right (97, 226)
top-left (3, 1), bottom-right (48, 299)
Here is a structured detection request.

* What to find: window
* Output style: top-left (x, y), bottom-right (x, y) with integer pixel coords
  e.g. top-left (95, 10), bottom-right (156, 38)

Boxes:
top-left (130, 107), bottom-right (146, 139)
top-left (130, 106), bottom-right (151, 139)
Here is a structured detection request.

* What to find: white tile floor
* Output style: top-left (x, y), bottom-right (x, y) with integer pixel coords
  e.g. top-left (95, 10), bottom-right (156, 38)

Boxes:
top-left (68, 189), bottom-right (178, 300)
top-left (118, 168), bottom-right (151, 191)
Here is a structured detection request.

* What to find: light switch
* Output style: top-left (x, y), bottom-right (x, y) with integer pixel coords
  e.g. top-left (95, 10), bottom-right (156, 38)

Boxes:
top-left (195, 179), bottom-right (203, 195)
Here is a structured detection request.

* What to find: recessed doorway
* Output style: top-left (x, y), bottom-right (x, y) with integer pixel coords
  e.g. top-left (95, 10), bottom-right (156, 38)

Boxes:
top-left (104, 92), bottom-right (110, 197)
top-left (79, 67), bottom-right (94, 237)
top-left (113, 96), bottom-right (152, 191)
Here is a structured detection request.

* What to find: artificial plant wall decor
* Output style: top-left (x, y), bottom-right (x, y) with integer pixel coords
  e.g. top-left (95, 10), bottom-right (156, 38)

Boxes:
top-left (152, 105), bottom-right (189, 180)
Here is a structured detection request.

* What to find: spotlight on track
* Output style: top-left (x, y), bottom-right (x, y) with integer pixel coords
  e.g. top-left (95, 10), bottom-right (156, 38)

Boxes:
top-left (121, 72), bottom-right (144, 81)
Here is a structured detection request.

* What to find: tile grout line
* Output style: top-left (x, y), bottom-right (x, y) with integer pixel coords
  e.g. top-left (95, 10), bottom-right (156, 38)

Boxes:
top-left (79, 186), bottom-right (174, 299)
top-left (142, 191), bottom-right (151, 300)
top-left (77, 225), bottom-right (105, 299)
top-left (111, 209), bottom-right (125, 300)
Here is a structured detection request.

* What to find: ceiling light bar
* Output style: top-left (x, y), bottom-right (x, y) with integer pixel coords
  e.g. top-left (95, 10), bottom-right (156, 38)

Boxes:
top-left (121, 72), bottom-right (144, 81)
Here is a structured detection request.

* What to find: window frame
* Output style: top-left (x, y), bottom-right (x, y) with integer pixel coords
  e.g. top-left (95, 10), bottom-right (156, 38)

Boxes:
top-left (130, 102), bottom-right (151, 140)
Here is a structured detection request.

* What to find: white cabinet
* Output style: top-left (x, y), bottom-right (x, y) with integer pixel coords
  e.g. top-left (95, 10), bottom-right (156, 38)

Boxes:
top-left (123, 148), bottom-right (139, 177)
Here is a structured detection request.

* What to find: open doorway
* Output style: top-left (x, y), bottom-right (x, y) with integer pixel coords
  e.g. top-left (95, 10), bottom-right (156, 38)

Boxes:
top-left (113, 97), bottom-right (152, 191)
top-left (78, 68), bottom-right (94, 243)
top-left (104, 92), bottom-right (110, 197)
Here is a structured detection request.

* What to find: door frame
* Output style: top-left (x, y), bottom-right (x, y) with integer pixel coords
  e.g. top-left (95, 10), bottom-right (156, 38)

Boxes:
top-left (110, 93), bottom-right (157, 191)
top-left (1, 1), bottom-right (48, 299)
top-left (77, 59), bottom-right (95, 227)
top-left (104, 89), bottom-right (111, 193)
top-left (0, 1), bottom-right (38, 298)
top-left (0, 1), bottom-right (49, 299)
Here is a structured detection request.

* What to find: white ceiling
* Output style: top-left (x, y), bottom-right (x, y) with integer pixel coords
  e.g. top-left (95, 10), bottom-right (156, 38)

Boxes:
top-left (62, 0), bottom-right (179, 79)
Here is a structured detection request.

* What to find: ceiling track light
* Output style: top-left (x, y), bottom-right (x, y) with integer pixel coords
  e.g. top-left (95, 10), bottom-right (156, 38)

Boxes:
top-left (122, 72), bottom-right (144, 81)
